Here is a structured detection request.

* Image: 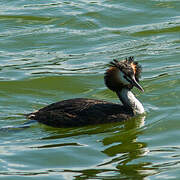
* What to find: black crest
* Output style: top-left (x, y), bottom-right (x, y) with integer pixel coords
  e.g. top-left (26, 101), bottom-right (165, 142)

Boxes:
top-left (108, 56), bottom-right (142, 82)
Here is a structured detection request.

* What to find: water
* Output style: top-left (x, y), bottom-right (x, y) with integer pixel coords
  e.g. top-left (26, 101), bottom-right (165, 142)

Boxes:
top-left (0, 0), bottom-right (180, 179)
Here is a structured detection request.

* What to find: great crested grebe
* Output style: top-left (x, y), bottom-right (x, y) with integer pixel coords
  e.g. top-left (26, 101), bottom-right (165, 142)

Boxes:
top-left (27, 56), bottom-right (145, 127)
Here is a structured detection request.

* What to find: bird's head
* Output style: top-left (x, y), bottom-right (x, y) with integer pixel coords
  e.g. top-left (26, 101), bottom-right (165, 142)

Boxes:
top-left (104, 56), bottom-right (144, 92)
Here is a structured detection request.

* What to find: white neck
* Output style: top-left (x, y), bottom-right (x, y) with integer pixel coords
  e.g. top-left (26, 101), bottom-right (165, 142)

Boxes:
top-left (117, 88), bottom-right (145, 115)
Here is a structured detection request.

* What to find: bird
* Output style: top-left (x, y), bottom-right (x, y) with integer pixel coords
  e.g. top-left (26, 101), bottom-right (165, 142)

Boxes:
top-left (27, 56), bottom-right (145, 128)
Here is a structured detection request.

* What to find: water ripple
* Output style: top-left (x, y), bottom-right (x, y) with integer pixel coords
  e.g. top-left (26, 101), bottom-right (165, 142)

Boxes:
top-left (0, 0), bottom-right (180, 179)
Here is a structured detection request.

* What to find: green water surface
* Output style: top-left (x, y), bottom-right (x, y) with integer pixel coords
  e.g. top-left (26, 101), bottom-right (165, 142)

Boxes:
top-left (0, 0), bottom-right (180, 179)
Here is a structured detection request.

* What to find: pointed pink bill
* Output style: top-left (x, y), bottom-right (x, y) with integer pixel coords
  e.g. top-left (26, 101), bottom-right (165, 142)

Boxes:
top-left (131, 76), bottom-right (144, 92)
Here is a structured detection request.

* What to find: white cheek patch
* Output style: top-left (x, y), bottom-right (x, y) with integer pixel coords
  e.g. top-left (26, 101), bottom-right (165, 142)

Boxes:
top-left (118, 71), bottom-right (131, 85)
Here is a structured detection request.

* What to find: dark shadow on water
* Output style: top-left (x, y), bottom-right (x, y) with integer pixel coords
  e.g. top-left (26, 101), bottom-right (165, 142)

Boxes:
top-left (0, 114), bottom-right (158, 179)
top-left (50, 115), bottom-right (158, 179)
top-left (97, 116), bottom-right (156, 179)
top-left (39, 117), bottom-right (142, 140)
